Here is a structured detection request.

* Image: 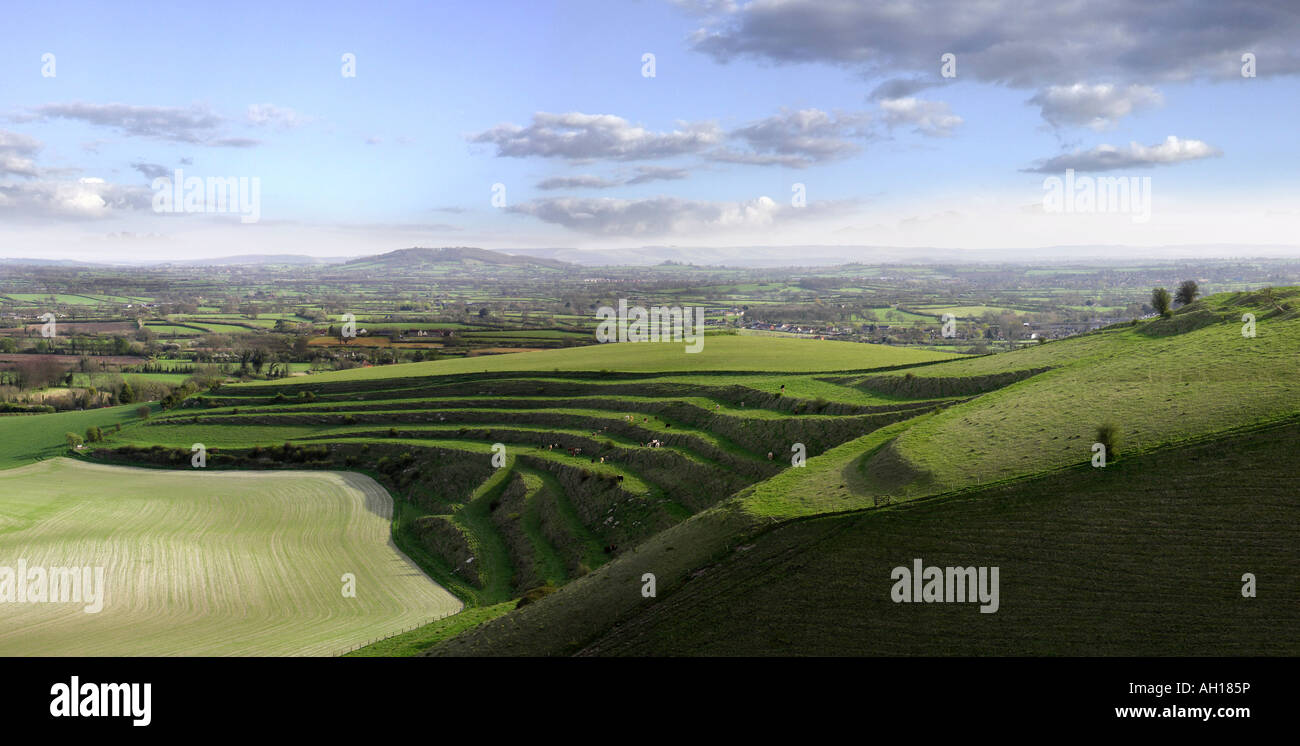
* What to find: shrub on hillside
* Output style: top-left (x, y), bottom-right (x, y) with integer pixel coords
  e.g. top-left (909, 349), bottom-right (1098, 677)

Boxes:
top-left (515, 585), bottom-right (558, 609)
top-left (0, 402), bottom-right (55, 414)
top-left (1095, 422), bottom-right (1122, 460)
top-left (1151, 288), bottom-right (1172, 318)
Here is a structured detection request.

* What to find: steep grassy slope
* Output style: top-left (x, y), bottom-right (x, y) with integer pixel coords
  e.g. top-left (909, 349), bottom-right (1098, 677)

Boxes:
top-left (844, 288), bottom-right (1300, 502)
top-left (577, 419), bottom-right (1300, 656)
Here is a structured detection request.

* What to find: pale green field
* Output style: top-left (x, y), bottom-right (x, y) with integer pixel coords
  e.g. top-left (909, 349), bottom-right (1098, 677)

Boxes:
top-left (242, 335), bottom-right (957, 385)
top-left (0, 459), bottom-right (461, 656)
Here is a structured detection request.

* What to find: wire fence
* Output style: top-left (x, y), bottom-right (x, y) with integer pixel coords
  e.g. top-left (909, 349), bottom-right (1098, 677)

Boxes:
top-left (334, 615), bottom-right (446, 656)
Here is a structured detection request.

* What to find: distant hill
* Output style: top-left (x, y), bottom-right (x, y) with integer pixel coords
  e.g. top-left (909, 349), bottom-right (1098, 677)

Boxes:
top-left (341, 247), bottom-right (571, 270)
top-left (164, 254), bottom-right (340, 267)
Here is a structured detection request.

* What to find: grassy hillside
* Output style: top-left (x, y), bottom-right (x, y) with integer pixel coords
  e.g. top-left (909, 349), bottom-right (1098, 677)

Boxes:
top-left (43, 335), bottom-right (951, 658)
top-left (421, 289), bottom-right (1300, 656)
top-left (239, 335), bottom-right (958, 384)
top-left (577, 419), bottom-right (1300, 656)
top-left (851, 288), bottom-right (1300, 501)
top-left (48, 289), bottom-right (1300, 656)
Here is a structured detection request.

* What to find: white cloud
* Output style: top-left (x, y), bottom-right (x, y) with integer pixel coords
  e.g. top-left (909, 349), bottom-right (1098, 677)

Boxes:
top-left (0, 176), bottom-right (150, 219)
top-left (471, 112), bottom-right (723, 161)
top-left (879, 98), bottom-right (962, 137)
top-left (508, 195), bottom-right (776, 235)
top-left (0, 130), bottom-right (42, 177)
top-left (681, 0), bottom-right (1300, 84)
top-left (724, 108), bottom-right (873, 165)
top-left (247, 104), bottom-right (311, 130)
top-left (508, 194), bottom-right (858, 236)
top-left (1029, 84), bottom-right (1163, 130)
top-left (30, 102), bottom-right (257, 147)
top-left (1024, 135), bottom-right (1221, 172)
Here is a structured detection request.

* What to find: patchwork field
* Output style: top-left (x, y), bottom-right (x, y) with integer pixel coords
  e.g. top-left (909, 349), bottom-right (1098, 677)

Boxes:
top-left (0, 459), bottom-right (460, 656)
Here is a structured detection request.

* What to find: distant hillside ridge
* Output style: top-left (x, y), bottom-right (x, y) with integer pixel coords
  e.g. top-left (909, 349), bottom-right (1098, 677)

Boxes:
top-left (343, 247), bottom-right (572, 270)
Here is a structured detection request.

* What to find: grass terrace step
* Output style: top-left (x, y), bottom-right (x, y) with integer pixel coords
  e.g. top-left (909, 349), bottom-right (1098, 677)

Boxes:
top-left (158, 401), bottom-right (935, 458)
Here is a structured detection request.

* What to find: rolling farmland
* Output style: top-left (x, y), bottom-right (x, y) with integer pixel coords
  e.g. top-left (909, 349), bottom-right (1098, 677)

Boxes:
top-left (0, 459), bottom-right (460, 656)
top-left (9, 290), bottom-right (1300, 657)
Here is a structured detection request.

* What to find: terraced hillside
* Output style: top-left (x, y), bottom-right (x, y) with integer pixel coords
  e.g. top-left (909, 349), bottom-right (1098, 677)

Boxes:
top-left (420, 288), bottom-right (1300, 655)
top-left (92, 337), bottom-right (958, 613)
top-left (77, 290), bottom-right (1300, 655)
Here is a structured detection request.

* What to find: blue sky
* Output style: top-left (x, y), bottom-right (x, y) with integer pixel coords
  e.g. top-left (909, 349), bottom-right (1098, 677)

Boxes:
top-left (2, 0), bottom-right (1298, 261)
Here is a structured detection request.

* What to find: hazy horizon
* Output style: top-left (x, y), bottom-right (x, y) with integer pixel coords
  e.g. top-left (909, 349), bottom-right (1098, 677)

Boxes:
top-left (9, 242), bottom-right (1300, 269)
